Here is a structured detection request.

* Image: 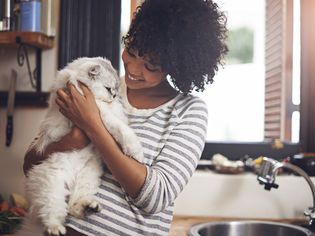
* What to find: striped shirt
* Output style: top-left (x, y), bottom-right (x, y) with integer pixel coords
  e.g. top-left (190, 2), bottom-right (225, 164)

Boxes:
top-left (66, 81), bottom-right (208, 235)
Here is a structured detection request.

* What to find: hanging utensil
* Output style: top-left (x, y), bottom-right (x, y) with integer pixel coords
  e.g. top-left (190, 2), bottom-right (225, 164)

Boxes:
top-left (6, 69), bottom-right (17, 147)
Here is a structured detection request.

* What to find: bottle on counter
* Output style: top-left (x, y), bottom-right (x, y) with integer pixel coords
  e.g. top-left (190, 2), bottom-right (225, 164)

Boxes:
top-left (20, 0), bottom-right (41, 32)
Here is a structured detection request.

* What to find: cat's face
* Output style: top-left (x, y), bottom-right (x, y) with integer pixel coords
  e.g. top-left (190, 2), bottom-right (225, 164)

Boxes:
top-left (61, 57), bottom-right (120, 102)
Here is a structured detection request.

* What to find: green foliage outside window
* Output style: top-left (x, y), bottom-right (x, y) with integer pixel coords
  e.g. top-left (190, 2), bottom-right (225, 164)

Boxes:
top-left (227, 27), bottom-right (254, 64)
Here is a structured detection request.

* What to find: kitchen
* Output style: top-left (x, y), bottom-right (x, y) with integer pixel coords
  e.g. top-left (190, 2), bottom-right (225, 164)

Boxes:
top-left (0, 0), bottom-right (315, 235)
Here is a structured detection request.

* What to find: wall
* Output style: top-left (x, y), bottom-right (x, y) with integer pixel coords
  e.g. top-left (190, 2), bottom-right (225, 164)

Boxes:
top-left (300, 0), bottom-right (315, 152)
top-left (174, 170), bottom-right (314, 219)
top-left (0, 0), bottom-right (60, 199)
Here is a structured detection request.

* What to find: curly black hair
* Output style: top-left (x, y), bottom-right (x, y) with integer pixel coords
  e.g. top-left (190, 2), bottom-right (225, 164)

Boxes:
top-left (123, 0), bottom-right (228, 94)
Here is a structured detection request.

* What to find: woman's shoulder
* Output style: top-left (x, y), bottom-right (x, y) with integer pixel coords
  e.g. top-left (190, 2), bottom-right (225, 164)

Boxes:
top-left (174, 93), bottom-right (208, 117)
top-left (175, 94), bottom-right (207, 109)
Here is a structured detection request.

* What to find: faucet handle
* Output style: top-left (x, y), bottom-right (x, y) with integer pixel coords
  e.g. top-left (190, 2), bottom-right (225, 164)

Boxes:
top-left (264, 182), bottom-right (279, 190)
top-left (257, 176), bottom-right (279, 190)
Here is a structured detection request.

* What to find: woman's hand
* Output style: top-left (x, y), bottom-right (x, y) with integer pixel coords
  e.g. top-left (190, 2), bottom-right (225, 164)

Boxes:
top-left (55, 82), bottom-right (103, 133)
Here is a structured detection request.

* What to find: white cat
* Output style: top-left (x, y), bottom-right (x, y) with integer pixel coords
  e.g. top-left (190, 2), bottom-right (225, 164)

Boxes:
top-left (14, 57), bottom-right (143, 236)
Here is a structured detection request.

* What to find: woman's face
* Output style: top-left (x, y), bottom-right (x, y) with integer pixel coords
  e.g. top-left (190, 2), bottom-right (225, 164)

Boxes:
top-left (122, 48), bottom-right (167, 90)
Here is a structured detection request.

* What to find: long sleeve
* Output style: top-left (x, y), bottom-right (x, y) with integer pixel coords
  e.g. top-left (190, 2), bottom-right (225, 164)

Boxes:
top-left (130, 97), bottom-right (208, 214)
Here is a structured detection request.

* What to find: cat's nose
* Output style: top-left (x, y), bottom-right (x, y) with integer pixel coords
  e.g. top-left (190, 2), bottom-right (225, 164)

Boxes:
top-left (111, 89), bottom-right (116, 98)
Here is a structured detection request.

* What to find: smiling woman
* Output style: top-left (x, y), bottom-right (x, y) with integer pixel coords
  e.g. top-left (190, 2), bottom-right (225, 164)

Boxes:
top-left (49, 0), bottom-right (227, 235)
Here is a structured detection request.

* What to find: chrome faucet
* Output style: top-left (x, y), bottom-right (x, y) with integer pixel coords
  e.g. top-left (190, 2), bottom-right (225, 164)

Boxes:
top-left (257, 157), bottom-right (315, 226)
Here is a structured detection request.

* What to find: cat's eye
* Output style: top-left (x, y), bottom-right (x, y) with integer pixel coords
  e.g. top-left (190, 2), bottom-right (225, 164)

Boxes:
top-left (105, 87), bottom-right (116, 98)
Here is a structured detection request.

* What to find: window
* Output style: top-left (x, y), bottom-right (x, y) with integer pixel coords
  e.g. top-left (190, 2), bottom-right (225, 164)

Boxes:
top-left (201, 0), bottom-right (302, 159)
top-left (197, 0), bottom-right (266, 142)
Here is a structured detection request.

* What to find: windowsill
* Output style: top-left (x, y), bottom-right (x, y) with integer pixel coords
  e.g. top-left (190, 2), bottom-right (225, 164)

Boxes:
top-left (174, 170), bottom-right (314, 219)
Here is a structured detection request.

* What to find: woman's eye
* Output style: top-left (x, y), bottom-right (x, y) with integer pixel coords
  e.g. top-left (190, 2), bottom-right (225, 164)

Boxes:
top-left (145, 64), bottom-right (159, 72)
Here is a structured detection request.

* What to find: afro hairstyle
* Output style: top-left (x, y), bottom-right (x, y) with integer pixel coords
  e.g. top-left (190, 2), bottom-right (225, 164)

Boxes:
top-left (123, 0), bottom-right (228, 94)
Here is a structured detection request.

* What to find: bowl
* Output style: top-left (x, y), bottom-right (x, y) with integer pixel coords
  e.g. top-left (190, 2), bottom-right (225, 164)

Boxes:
top-left (189, 221), bottom-right (314, 236)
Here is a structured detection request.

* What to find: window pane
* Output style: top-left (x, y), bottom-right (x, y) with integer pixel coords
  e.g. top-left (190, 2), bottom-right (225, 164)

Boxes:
top-left (292, 0), bottom-right (301, 106)
top-left (292, 111), bottom-right (300, 143)
top-left (197, 0), bottom-right (265, 142)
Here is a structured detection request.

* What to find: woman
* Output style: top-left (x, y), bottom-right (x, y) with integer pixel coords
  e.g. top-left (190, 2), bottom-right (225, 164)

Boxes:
top-left (24, 0), bottom-right (227, 235)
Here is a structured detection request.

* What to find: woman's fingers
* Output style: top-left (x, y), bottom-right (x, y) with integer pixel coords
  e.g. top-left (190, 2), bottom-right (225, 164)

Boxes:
top-left (55, 96), bottom-right (70, 118)
top-left (78, 81), bottom-right (92, 98)
top-left (56, 88), bottom-right (70, 101)
top-left (66, 82), bottom-right (90, 100)
top-left (67, 82), bottom-right (79, 96)
top-left (55, 97), bottom-right (67, 109)
top-left (58, 107), bottom-right (69, 119)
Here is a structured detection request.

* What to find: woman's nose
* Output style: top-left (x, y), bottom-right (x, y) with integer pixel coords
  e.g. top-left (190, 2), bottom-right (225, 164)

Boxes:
top-left (127, 59), bottom-right (143, 76)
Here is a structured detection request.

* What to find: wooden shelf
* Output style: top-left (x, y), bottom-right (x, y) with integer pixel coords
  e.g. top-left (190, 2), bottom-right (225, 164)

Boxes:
top-left (0, 91), bottom-right (50, 107)
top-left (0, 31), bottom-right (54, 49)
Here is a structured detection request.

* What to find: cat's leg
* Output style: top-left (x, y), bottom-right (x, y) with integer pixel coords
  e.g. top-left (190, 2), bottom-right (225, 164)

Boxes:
top-left (98, 104), bottom-right (144, 162)
top-left (26, 153), bottom-right (72, 236)
top-left (68, 155), bottom-right (103, 218)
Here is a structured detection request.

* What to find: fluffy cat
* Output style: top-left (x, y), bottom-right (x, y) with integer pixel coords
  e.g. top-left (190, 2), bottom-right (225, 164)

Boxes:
top-left (14, 57), bottom-right (143, 236)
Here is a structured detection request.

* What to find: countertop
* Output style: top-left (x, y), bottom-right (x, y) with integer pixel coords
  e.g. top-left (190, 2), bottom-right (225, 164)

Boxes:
top-left (2, 216), bottom-right (307, 236)
top-left (169, 215), bottom-right (308, 236)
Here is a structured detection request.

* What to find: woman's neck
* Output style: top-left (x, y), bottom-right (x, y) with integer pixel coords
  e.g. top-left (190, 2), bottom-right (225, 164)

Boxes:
top-left (127, 80), bottom-right (178, 109)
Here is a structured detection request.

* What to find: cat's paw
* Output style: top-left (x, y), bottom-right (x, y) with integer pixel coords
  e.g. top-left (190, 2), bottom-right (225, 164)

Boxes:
top-left (86, 199), bottom-right (102, 212)
top-left (123, 141), bottom-right (144, 163)
top-left (131, 149), bottom-right (144, 163)
top-left (69, 198), bottom-right (101, 218)
top-left (46, 224), bottom-right (66, 236)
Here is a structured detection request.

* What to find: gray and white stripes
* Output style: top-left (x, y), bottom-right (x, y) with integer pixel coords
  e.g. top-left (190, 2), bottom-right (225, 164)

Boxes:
top-left (66, 88), bottom-right (208, 235)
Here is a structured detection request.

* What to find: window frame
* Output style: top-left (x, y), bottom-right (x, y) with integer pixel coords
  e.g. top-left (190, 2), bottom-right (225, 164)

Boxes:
top-left (299, 0), bottom-right (315, 153)
top-left (201, 141), bottom-right (300, 161)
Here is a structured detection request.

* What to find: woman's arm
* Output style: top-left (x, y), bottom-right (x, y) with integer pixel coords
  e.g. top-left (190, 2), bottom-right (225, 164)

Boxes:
top-left (84, 118), bottom-right (147, 198)
top-left (23, 126), bottom-right (90, 176)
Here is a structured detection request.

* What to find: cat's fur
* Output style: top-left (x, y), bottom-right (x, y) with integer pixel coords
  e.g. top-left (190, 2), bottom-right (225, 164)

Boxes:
top-left (14, 57), bottom-right (143, 236)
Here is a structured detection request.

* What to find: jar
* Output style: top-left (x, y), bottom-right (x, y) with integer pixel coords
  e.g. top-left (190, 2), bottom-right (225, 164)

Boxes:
top-left (20, 0), bottom-right (41, 32)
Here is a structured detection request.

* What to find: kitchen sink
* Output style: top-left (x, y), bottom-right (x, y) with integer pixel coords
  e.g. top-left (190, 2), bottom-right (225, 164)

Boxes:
top-left (189, 221), bottom-right (315, 236)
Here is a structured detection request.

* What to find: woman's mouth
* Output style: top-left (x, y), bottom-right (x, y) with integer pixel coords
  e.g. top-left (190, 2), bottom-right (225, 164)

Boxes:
top-left (127, 74), bottom-right (142, 81)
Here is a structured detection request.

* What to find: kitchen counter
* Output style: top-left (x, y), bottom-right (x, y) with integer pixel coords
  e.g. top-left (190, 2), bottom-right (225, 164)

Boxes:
top-left (2, 216), bottom-right (307, 236)
top-left (169, 215), bottom-right (308, 236)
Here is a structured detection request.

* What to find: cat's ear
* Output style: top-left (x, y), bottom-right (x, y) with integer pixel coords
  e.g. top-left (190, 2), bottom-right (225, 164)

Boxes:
top-left (88, 65), bottom-right (101, 78)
